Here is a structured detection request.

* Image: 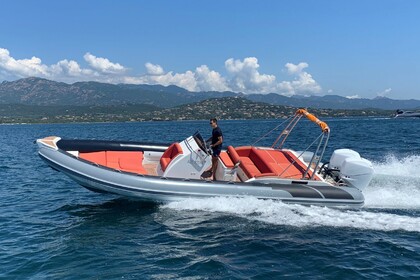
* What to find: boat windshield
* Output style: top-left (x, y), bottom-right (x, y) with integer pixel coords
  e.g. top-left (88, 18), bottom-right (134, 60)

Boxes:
top-left (193, 131), bottom-right (209, 154)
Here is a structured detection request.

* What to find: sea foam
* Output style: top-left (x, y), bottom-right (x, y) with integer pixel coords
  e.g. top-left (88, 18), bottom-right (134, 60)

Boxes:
top-left (163, 196), bottom-right (420, 233)
top-left (364, 155), bottom-right (420, 209)
top-left (163, 155), bottom-right (420, 233)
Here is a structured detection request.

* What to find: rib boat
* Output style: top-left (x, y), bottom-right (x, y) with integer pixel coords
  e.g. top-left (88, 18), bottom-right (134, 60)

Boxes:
top-left (36, 109), bottom-right (374, 207)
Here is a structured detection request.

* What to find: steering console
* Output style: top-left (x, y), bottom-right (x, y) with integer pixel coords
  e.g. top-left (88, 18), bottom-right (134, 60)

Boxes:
top-left (193, 132), bottom-right (212, 155)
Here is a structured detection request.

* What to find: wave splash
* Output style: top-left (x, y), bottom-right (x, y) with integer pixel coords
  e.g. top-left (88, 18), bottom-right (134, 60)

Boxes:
top-left (163, 196), bottom-right (420, 233)
top-left (365, 155), bottom-right (420, 209)
top-left (163, 155), bottom-right (420, 233)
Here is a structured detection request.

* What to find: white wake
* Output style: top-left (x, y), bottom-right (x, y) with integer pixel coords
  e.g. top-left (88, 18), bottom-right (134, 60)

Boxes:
top-left (163, 196), bottom-right (419, 233)
top-left (364, 155), bottom-right (420, 209)
top-left (163, 155), bottom-right (420, 233)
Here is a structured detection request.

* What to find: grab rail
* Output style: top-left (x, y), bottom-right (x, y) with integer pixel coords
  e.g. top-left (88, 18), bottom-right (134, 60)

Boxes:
top-left (270, 109), bottom-right (330, 180)
top-left (296, 109), bottom-right (330, 133)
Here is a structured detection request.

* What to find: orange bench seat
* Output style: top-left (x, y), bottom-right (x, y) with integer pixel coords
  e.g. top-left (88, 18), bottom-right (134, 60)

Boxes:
top-left (79, 151), bottom-right (147, 174)
top-left (226, 146), bottom-right (320, 180)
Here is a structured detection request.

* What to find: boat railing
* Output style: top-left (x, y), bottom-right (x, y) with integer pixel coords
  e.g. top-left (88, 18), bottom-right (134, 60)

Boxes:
top-left (271, 113), bottom-right (303, 149)
top-left (272, 109), bottom-right (329, 150)
top-left (253, 109), bottom-right (330, 180)
top-left (286, 109), bottom-right (330, 180)
top-left (276, 131), bottom-right (329, 180)
top-left (292, 109), bottom-right (330, 180)
top-left (304, 129), bottom-right (330, 180)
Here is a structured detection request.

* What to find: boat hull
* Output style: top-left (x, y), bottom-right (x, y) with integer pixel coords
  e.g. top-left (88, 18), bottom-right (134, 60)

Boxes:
top-left (38, 141), bottom-right (365, 207)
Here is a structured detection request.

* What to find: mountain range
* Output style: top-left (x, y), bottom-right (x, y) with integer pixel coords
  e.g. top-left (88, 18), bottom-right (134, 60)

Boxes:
top-left (1, 77), bottom-right (419, 110)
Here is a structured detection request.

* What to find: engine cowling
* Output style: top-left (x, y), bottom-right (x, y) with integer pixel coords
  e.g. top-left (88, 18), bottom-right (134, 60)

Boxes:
top-left (339, 157), bottom-right (374, 191)
top-left (329, 149), bottom-right (374, 191)
top-left (330, 149), bottom-right (361, 170)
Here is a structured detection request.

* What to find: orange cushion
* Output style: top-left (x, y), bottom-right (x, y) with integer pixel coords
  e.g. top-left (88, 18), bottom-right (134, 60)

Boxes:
top-left (241, 163), bottom-right (261, 178)
top-left (254, 150), bottom-right (285, 174)
top-left (227, 146), bottom-right (241, 164)
top-left (253, 149), bottom-right (321, 180)
top-left (229, 146), bottom-right (321, 180)
top-left (107, 151), bottom-right (146, 174)
top-left (249, 149), bottom-right (274, 174)
top-left (79, 151), bottom-right (146, 174)
top-left (219, 152), bottom-right (234, 168)
top-left (160, 157), bottom-right (171, 170)
top-left (160, 143), bottom-right (183, 171)
top-left (79, 151), bottom-right (107, 166)
top-left (235, 146), bottom-right (252, 157)
top-left (239, 157), bottom-right (254, 166)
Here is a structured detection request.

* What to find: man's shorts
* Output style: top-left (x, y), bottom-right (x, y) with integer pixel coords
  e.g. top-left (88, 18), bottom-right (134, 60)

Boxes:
top-left (212, 146), bottom-right (222, 157)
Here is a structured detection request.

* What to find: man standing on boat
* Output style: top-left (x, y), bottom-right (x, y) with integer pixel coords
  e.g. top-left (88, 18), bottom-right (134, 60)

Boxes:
top-left (209, 118), bottom-right (223, 180)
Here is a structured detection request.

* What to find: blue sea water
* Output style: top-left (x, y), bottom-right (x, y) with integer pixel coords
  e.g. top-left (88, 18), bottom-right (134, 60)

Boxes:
top-left (0, 117), bottom-right (419, 279)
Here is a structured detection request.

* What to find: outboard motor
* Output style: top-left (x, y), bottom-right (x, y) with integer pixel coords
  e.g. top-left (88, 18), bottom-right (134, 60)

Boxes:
top-left (330, 149), bottom-right (361, 169)
top-left (329, 149), bottom-right (374, 191)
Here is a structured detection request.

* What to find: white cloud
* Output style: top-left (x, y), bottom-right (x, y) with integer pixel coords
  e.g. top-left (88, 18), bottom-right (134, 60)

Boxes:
top-left (0, 47), bottom-right (322, 96)
top-left (377, 88), bottom-right (392, 97)
top-left (135, 58), bottom-right (321, 95)
top-left (0, 48), bottom-right (49, 77)
top-left (51, 59), bottom-right (94, 78)
top-left (0, 48), bottom-right (124, 83)
top-left (346, 95), bottom-right (361, 99)
top-left (83, 53), bottom-right (126, 74)
top-left (278, 62), bottom-right (322, 96)
top-left (130, 66), bottom-right (198, 91)
top-left (195, 65), bottom-right (229, 92)
top-left (225, 57), bottom-right (276, 93)
top-left (145, 62), bottom-right (164, 75)
top-left (128, 64), bottom-right (229, 92)
top-left (285, 62), bottom-right (308, 74)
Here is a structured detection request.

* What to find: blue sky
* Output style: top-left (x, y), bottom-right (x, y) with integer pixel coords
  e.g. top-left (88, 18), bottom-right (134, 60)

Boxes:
top-left (1, 0), bottom-right (419, 99)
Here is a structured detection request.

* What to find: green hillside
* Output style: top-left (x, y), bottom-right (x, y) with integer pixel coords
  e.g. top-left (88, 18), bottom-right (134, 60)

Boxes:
top-left (0, 97), bottom-right (393, 124)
